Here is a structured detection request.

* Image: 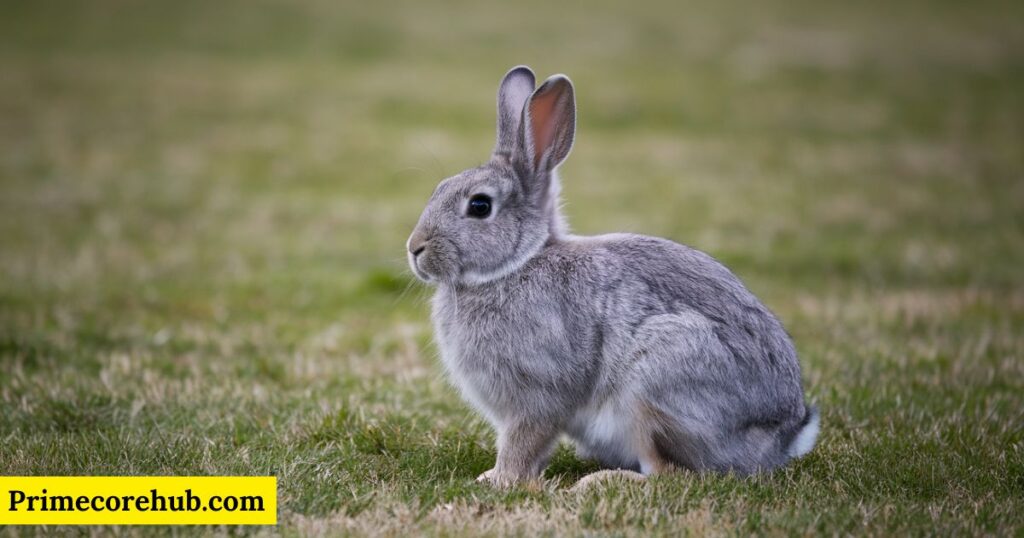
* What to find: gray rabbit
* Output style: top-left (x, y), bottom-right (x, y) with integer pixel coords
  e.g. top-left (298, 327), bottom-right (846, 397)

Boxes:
top-left (407, 66), bottom-right (819, 486)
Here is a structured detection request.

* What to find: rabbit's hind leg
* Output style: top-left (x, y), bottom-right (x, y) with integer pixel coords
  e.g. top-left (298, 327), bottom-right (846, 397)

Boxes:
top-left (636, 430), bottom-right (676, 475)
top-left (629, 312), bottom-right (737, 472)
top-left (570, 469), bottom-right (646, 492)
top-left (569, 428), bottom-right (673, 490)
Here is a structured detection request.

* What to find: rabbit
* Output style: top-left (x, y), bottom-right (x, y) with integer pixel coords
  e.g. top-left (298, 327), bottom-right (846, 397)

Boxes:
top-left (406, 65), bottom-right (819, 487)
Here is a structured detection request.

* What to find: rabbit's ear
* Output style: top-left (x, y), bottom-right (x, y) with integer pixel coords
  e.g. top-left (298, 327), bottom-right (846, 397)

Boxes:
top-left (494, 66), bottom-right (536, 159)
top-left (522, 75), bottom-right (576, 174)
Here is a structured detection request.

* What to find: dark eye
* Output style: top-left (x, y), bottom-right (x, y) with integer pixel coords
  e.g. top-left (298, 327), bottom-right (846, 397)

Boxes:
top-left (467, 194), bottom-right (492, 218)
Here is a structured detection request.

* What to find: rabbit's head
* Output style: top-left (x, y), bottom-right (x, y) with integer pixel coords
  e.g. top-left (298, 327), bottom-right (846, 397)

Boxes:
top-left (407, 66), bottom-right (576, 286)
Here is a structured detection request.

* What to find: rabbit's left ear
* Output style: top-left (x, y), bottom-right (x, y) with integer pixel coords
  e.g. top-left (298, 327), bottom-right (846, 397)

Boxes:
top-left (495, 66), bottom-right (536, 159)
top-left (521, 75), bottom-right (576, 174)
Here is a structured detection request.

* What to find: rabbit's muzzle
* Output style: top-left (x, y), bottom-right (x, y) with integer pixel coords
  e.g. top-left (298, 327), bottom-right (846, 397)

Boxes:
top-left (407, 229), bottom-right (456, 284)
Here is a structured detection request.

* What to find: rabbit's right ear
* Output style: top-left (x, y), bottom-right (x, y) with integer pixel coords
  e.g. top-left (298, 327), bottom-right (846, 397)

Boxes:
top-left (494, 66), bottom-right (536, 159)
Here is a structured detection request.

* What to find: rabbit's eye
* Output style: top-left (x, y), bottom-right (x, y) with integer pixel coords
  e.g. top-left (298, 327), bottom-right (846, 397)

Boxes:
top-left (467, 194), bottom-right (492, 218)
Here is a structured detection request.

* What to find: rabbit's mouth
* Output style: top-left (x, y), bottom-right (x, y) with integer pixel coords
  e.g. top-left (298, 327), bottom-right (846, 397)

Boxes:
top-left (408, 253), bottom-right (434, 283)
top-left (408, 233), bottom-right (464, 285)
top-left (407, 252), bottom-right (444, 284)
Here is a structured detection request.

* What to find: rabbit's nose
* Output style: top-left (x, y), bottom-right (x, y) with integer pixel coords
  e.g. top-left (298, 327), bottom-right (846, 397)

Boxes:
top-left (407, 232), bottom-right (429, 257)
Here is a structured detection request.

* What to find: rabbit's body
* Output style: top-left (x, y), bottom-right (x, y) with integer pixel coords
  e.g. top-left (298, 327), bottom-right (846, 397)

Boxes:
top-left (408, 66), bottom-right (817, 485)
top-left (433, 231), bottom-right (813, 476)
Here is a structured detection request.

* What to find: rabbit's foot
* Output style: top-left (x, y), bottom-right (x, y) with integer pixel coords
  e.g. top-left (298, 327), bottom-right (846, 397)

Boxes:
top-left (476, 468), bottom-right (518, 488)
top-left (476, 468), bottom-right (545, 490)
top-left (570, 469), bottom-right (646, 492)
top-left (476, 468), bottom-right (498, 483)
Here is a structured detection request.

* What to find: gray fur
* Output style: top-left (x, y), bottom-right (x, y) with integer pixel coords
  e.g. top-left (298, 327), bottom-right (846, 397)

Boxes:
top-left (494, 66), bottom-right (535, 159)
top-left (407, 66), bottom-right (818, 485)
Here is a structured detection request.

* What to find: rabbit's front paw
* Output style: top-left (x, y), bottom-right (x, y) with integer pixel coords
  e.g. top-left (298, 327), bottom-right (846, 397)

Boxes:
top-left (476, 468), bottom-right (524, 488)
top-left (476, 468), bottom-right (506, 487)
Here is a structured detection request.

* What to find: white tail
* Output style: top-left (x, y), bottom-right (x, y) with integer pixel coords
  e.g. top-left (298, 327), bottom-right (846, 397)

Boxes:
top-left (787, 407), bottom-right (820, 458)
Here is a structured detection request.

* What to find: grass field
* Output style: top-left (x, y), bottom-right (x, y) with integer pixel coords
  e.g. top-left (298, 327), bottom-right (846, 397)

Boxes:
top-left (1, 0), bottom-right (1023, 535)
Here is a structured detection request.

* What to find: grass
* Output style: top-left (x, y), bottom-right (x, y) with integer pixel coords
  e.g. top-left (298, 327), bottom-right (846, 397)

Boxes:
top-left (1, 0), bottom-right (1022, 535)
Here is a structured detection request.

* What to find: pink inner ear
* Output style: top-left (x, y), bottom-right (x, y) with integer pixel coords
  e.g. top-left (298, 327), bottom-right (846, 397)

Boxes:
top-left (529, 88), bottom-right (560, 168)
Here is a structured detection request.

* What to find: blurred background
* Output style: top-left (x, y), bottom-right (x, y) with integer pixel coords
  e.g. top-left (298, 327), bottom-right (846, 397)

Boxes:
top-left (1, 0), bottom-right (1022, 534)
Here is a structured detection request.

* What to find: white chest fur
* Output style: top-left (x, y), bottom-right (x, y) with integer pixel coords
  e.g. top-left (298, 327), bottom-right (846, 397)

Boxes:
top-left (429, 284), bottom-right (575, 426)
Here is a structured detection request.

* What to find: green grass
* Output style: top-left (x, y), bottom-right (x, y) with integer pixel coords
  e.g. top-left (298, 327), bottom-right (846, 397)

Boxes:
top-left (1, 0), bottom-right (1023, 535)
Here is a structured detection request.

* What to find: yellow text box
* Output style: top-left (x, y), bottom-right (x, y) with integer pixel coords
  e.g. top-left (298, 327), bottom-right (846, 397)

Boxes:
top-left (0, 477), bottom-right (276, 525)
